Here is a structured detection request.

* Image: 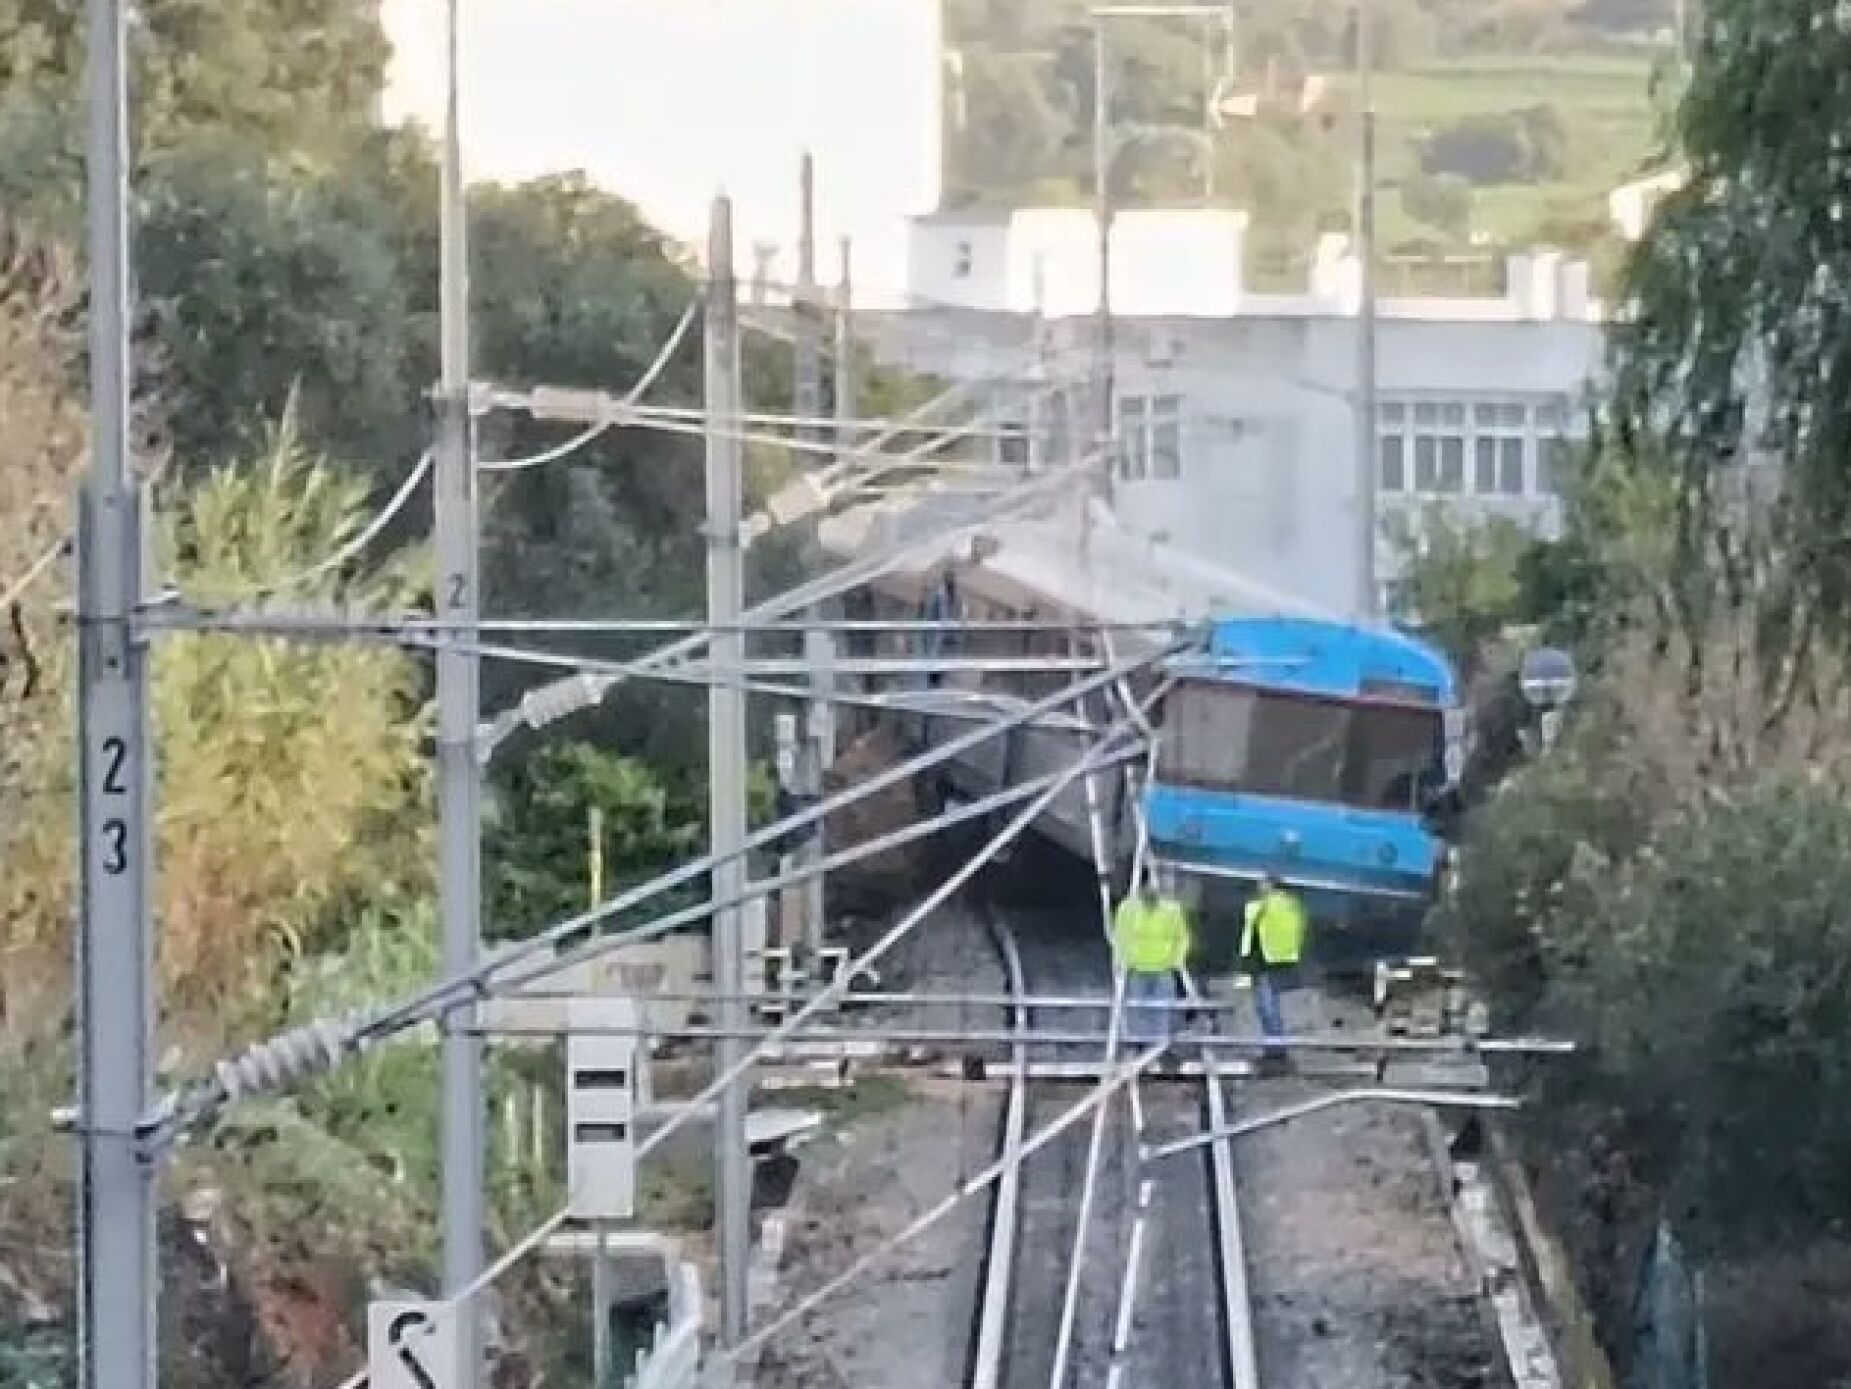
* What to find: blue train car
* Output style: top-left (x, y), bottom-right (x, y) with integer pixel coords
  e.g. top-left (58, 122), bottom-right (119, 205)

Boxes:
top-left (1145, 617), bottom-right (1461, 969)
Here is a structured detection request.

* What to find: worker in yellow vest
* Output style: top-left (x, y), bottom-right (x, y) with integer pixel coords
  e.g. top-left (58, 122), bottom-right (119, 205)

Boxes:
top-left (1111, 876), bottom-right (1191, 1046)
top-left (1241, 872), bottom-right (1307, 1060)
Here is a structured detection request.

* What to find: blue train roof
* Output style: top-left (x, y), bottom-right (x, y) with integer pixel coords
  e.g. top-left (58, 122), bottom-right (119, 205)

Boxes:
top-left (1181, 616), bottom-right (1458, 706)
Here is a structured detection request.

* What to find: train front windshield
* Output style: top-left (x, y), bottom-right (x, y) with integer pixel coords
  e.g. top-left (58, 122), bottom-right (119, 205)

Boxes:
top-left (1157, 680), bottom-right (1443, 813)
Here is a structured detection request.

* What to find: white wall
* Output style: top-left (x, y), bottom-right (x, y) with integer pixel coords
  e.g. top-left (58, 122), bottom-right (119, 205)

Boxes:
top-left (908, 208), bottom-right (1248, 317)
top-left (907, 218), bottom-right (1011, 311)
top-left (863, 309), bottom-right (1604, 618)
top-left (380, 0), bottom-right (942, 303)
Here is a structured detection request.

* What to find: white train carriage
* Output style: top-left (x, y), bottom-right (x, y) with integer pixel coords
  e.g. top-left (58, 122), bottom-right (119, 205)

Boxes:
top-left (819, 494), bottom-right (1326, 872)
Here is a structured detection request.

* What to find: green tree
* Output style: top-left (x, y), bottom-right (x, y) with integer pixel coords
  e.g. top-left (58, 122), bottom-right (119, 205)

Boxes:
top-left (486, 741), bottom-right (706, 935)
top-left (1, 418), bottom-right (431, 1044)
top-left (136, 134), bottom-right (421, 473)
top-left (1388, 508), bottom-right (1537, 669)
top-left (1609, 0), bottom-right (1851, 650)
top-left (0, 0), bottom-right (387, 160)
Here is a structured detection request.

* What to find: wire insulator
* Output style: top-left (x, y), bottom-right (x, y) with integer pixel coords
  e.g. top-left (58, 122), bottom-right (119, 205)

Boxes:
top-left (213, 1018), bottom-right (356, 1102)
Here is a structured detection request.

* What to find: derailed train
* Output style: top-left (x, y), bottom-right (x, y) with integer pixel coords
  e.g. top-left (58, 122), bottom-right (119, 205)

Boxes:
top-left (820, 496), bottom-right (1464, 968)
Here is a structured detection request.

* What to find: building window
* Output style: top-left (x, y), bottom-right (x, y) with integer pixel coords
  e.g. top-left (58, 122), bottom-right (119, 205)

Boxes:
top-left (998, 419), bottom-right (1029, 468)
top-left (1471, 401), bottom-right (1528, 496)
top-left (953, 239), bottom-right (973, 278)
top-left (1381, 400), bottom-right (1465, 495)
top-left (1118, 394), bottom-right (1183, 480)
top-left (1382, 396), bottom-right (1585, 500)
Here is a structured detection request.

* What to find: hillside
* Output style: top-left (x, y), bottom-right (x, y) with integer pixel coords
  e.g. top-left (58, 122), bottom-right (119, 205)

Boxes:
top-left (943, 0), bottom-right (1678, 286)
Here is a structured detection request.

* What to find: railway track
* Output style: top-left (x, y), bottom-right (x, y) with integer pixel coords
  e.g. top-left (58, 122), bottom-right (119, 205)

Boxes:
top-left (956, 894), bottom-right (1539, 1389)
top-left (1231, 988), bottom-right (1514, 1389)
top-left (968, 895), bottom-right (1250, 1389)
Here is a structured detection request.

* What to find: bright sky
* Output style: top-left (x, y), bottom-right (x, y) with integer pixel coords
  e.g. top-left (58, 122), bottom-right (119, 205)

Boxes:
top-left (381, 0), bottom-right (943, 306)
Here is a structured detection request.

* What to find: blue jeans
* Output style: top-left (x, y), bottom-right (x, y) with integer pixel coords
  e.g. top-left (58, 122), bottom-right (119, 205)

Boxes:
top-left (1251, 977), bottom-right (1280, 1044)
top-left (1123, 971), bottom-right (1176, 1045)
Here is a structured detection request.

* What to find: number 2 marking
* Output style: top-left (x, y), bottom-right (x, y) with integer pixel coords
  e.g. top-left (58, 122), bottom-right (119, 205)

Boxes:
top-left (101, 736), bottom-right (128, 795)
top-left (446, 573), bottom-right (466, 611)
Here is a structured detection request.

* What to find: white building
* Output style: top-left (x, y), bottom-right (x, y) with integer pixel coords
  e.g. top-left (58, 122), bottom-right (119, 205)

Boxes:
top-left (866, 211), bottom-right (1604, 618)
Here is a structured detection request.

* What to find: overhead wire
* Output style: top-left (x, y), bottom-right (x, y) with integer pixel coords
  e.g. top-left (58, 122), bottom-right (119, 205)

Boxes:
top-left (478, 293), bottom-right (704, 474)
top-left (301, 695), bottom-right (1163, 1376)
top-left (144, 643), bottom-right (1172, 1143)
top-left (475, 452), bottom-right (1097, 754)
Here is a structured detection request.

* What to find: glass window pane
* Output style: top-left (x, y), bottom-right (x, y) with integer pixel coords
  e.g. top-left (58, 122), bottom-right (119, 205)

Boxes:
top-left (1344, 705), bottom-right (1444, 811)
top-left (1414, 402), bottom-right (1441, 426)
top-left (1474, 437), bottom-right (1499, 493)
top-left (1536, 398), bottom-right (1567, 432)
top-left (1155, 394), bottom-right (1183, 422)
top-left (1244, 695), bottom-right (1349, 801)
top-left (1498, 403), bottom-right (1527, 428)
top-left (1118, 397), bottom-right (1147, 480)
top-left (1151, 416), bottom-right (1182, 479)
top-left (1380, 435), bottom-right (1406, 491)
top-left (1380, 402), bottom-right (1406, 426)
top-left (1440, 403), bottom-right (1467, 427)
top-left (999, 420), bottom-right (1028, 467)
top-left (1439, 436), bottom-right (1465, 492)
top-left (1414, 435), bottom-right (1439, 491)
top-left (1500, 436), bottom-right (1525, 494)
top-left (1156, 682), bottom-right (1255, 786)
top-left (1474, 403), bottom-right (1500, 427)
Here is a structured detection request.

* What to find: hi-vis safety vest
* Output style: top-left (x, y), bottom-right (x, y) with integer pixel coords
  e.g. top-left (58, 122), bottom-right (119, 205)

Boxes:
top-left (1241, 888), bottom-right (1307, 967)
top-left (1112, 895), bottom-right (1191, 974)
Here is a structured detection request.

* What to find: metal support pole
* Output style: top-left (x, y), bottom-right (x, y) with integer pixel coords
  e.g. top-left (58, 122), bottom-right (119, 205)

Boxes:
top-left (793, 153), bottom-right (823, 444)
top-left (592, 1224), bottom-right (612, 1385)
top-left (705, 194), bottom-right (752, 1349)
top-left (436, 0), bottom-right (484, 1380)
top-left (773, 711), bottom-right (803, 948)
top-left (1092, 22), bottom-right (1116, 474)
top-left (1353, 0), bottom-right (1379, 623)
top-left (793, 157), bottom-right (832, 960)
top-left (834, 238), bottom-right (857, 469)
top-left (76, 4), bottom-right (155, 1378)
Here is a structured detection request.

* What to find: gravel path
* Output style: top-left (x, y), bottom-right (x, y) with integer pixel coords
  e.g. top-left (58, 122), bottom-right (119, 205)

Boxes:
top-left (751, 901), bottom-right (1005, 1389)
top-left (1234, 993), bottom-right (1502, 1389)
top-left (752, 1082), bottom-right (1002, 1389)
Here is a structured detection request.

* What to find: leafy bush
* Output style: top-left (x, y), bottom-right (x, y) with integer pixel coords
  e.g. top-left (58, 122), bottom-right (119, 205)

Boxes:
top-left (1402, 172), bottom-right (1474, 236)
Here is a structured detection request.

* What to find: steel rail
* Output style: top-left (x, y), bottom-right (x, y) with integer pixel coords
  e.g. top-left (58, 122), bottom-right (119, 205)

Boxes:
top-left (1047, 678), bottom-right (1134, 1389)
top-left (724, 1047), bottom-right (1167, 1366)
top-left (968, 915), bottom-right (1030, 1389)
top-left (1186, 968), bottom-right (1260, 1389)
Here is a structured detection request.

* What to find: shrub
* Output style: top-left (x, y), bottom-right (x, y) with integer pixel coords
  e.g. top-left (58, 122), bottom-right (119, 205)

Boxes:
top-left (1422, 105), bottom-right (1568, 184)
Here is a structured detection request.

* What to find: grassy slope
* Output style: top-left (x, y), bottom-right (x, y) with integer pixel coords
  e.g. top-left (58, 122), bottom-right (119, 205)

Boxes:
top-left (1376, 52), bottom-right (1659, 242)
